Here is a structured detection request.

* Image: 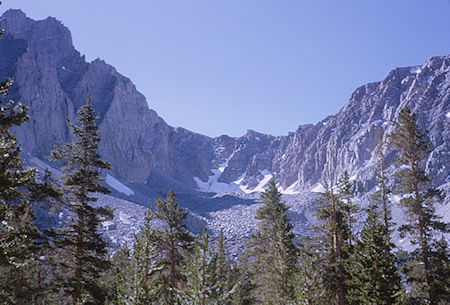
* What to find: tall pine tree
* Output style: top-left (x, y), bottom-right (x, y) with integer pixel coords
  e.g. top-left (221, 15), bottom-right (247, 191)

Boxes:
top-left (389, 107), bottom-right (448, 304)
top-left (243, 179), bottom-right (298, 305)
top-left (0, 70), bottom-right (42, 304)
top-left (214, 230), bottom-right (236, 304)
top-left (314, 172), bottom-right (355, 305)
top-left (115, 205), bottom-right (163, 305)
top-left (148, 189), bottom-right (194, 304)
top-left (51, 94), bottom-right (113, 305)
top-left (182, 228), bottom-right (220, 305)
top-left (295, 236), bottom-right (328, 305)
top-left (336, 171), bottom-right (357, 245)
top-left (346, 205), bottom-right (403, 305)
top-left (372, 124), bottom-right (392, 228)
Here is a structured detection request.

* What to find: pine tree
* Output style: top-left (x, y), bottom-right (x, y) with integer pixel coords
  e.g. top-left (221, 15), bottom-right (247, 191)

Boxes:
top-left (243, 179), bottom-right (298, 305)
top-left (30, 168), bottom-right (64, 214)
top-left (336, 171), bottom-right (357, 245)
top-left (0, 71), bottom-right (42, 304)
top-left (51, 94), bottom-right (113, 304)
top-left (428, 237), bottom-right (450, 304)
top-left (112, 246), bottom-right (132, 305)
top-left (314, 173), bottom-right (354, 305)
top-left (346, 205), bottom-right (403, 305)
top-left (149, 189), bottom-right (194, 304)
top-left (295, 236), bottom-right (328, 305)
top-left (372, 124), bottom-right (392, 228)
top-left (214, 230), bottom-right (236, 304)
top-left (182, 228), bottom-right (221, 305)
top-left (232, 255), bottom-right (256, 305)
top-left (115, 205), bottom-right (164, 305)
top-left (388, 107), bottom-right (448, 304)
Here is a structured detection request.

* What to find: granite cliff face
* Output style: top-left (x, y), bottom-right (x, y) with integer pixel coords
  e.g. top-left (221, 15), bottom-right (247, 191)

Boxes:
top-left (1, 9), bottom-right (449, 199)
top-left (0, 9), bottom-right (214, 189)
top-left (197, 61), bottom-right (449, 195)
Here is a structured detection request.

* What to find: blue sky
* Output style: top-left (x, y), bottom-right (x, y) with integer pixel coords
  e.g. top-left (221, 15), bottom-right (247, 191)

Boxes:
top-left (2, 0), bottom-right (450, 137)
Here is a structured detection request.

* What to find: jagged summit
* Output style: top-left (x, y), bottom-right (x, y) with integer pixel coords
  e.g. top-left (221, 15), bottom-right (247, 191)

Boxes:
top-left (0, 9), bottom-right (448, 255)
top-left (0, 10), bottom-right (448, 198)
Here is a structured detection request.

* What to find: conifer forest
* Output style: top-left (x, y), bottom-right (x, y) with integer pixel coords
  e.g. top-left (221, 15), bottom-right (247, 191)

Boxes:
top-left (0, 10), bottom-right (449, 305)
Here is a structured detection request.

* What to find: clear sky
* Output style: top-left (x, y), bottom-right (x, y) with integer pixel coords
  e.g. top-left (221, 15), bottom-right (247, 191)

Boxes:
top-left (2, 0), bottom-right (450, 137)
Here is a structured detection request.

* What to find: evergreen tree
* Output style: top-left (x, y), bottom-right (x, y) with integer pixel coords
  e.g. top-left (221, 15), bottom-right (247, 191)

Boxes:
top-left (295, 236), bottom-right (328, 305)
top-left (182, 228), bottom-right (221, 305)
top-left (314, 172), bottom-right (355, 305)
top-left (428, 237), bottom-right (450, 304)
top-left (336, 171), bottom-right (357, 245)
top-left (243, 179), bottom-right (298, 305)
top-left (214, 230), bottom-right (236, 304)
top-left (51, 95), bottom-right (113, 304)
top-left (232, 255), bottom-right (256, 305)
top-left (115, 205), bottom-right (164, 305)
top-left (372, 124), bottom-right (392, 228)
top-left (346, 205), bottom-right (403, 305)
top-left (388, 107), bottom-right (448, 304)
top-left (0, 71), bottom-right (41, 304)
top-left (112, 246), bottom-right (132, 305)
top-left (30, 168), bottom-right (64, 214)
top-left (149, 189), bottom-right (194, 304)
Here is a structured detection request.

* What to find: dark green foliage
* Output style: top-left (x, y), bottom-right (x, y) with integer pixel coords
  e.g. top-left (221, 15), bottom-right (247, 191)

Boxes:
top-left (51, 95), bottom-right (113, 304)
top-left (111, 247), bottom-right (132, 305)
top-left (215, 230), bottom-right (236, 304)
top-left (337, 171), bottom-right (358, 245)
top-left (314, 177), bottom-right (352, 305)
top-left (30, 168), bottom-right (64, 213)
top-left (429, 237), bottom-right (450, 304)
top-left (182, 228), bottom-right (219, 304)
top-left (232, 255), bottom-right (257, 305)
top-left (114, 205), bottom-right (164, 304)
top-left (389, 107), bottom-right (448, 304)
top-left (372, 124), bottom-right (392, 228)
top-left (0, 68), bottom-right (42, 304)
top-left (181, 229), bottom-right (237, 304)
top-left (243, 179), bottom-right (298, 304)
top-left (295, 236), bottom-right (328, 304)
top-left (149, 189), bottom-right (194, 304)
top-left (346, 205), bottom-right (403, 305)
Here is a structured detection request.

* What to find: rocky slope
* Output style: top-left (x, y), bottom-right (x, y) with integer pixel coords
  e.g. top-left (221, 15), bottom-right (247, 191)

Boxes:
top-left (1, 10), bottom-right (449, 254)
top-left (1, 9), bottom-right (449, 197)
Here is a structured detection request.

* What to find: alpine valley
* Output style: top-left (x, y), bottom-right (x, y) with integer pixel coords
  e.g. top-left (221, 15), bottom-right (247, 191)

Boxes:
top-left (1, 9), bottom-right (449, 258)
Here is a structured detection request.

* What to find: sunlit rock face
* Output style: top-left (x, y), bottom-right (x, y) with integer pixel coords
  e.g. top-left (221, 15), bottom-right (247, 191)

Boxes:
top-left (1, 10), bottom-right (448, 256)
top-left (1, 9), bottom-right (448, 195)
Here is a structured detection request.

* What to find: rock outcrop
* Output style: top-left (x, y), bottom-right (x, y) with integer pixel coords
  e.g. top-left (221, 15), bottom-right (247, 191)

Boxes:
top-left (1, 9), bottom-right (448, 198)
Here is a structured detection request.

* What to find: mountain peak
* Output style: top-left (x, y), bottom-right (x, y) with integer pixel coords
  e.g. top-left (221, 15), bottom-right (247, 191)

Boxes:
top-left (0, 9), bottom-right (33, 34)
top-left (1, 8), bottom-right (27, 20)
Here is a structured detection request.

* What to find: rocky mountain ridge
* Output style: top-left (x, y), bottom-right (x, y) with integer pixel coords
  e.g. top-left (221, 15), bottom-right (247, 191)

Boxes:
top-left (1, 10), bottom-right (449, 254)
top-left (1, 9), bottom-right (449, 199)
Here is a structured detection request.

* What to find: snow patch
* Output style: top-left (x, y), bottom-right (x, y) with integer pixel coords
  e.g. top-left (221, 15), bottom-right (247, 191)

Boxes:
top-left (446, 112), bottom-right (450, 119)
top-left (280, 181), bottom-right (299, 195)
top-left (194, 169), bottom-right (242, 193)
top-left (252, 170), bottom-right (273, 192)
top-left (410, 66), bottom-right (421, 74)
top-left (311, 183), bottom-right (325, 193)
top-left (105, 174), bottom-right (134, 196)
top-left (194, 168), bottom-right (273, 194)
